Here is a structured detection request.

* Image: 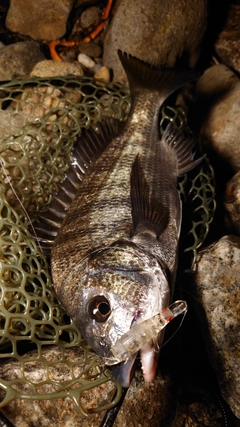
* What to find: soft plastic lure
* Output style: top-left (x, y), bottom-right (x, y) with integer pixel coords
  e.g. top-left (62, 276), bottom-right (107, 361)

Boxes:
top-left (105, 300), bottom-right (187, 366)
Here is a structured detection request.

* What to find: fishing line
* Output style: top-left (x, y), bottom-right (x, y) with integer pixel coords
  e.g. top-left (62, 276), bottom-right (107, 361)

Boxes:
top-left (0, 411), bottom-right (15, 427)
top-left (100, 387), bottom-right (128, 427)
top-left (174, 287), bottom-right (234, 427)
top-left (175, 286), bottom-right (205, 309)
top-left (156, 308), bottom-right (188, 351)
top-left (0, 157), bottom-right (43, 253)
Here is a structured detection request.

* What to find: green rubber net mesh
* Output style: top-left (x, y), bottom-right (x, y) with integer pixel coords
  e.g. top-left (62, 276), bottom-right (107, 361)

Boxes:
top-left (0, 76), bottom-right (216, 414)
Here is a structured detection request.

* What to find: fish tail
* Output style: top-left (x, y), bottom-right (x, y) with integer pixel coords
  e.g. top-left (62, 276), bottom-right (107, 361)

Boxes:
top-left (118, 50), bottom-right (201, 100)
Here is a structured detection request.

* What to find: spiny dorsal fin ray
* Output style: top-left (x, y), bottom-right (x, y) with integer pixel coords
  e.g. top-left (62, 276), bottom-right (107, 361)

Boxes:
top-left (163, 123), bottom-right (205, 175)
top-left (34, 118), bottom-right (120, 254)
top-left (118, 50), bottom-right (202, 99)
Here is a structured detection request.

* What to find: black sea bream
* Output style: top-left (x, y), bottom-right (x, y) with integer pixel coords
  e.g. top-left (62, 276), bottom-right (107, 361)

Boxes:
top-left (37, 52), bottom-right (203, 387)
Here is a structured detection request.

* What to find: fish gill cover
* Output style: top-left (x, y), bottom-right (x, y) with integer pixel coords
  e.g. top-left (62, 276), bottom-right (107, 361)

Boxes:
top-left (0, 75), bottom-right (215, 413)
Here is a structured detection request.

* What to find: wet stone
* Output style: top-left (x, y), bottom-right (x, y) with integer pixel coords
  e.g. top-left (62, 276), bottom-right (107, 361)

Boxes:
top-left (194, 64), bottom-right (240, 173)
top-left (0, 110), bottom-right (28, 139)
top-left (224, 171), bottom-right (240, 235)
top-left (0, 41), bottom-right (45, 81)
top-left (0, 346), bottom-right (115, 426)
top-left (114, 371), bottom-right (172, 427)
top-left (194, 235), bottom-right (240, 419)
top-left (0, 345), bottom-right (171, 426)
top-left (215, 4), bottom-right (240, 74)
top-left (103, 0), bottom-right (208, 83)
top-left (78, 41), bottom-right (103, 59)
top-left (80, 6), bottom-right (102, 31)
top-left (6, 0), bottom-right (75, 41)
top-left (1, 395), bottom-right (105, 426)
top-left (30, 60), bottom-right (84, 78)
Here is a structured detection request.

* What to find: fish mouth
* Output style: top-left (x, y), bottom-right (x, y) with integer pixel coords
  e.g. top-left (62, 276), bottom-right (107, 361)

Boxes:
top-left (109, 341), bottom-right (158, 388)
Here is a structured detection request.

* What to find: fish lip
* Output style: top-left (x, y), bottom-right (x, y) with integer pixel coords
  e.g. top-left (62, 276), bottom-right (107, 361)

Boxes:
top-left (108, 313), bottom-right (162, 387)
top-left (109, 352), bottom-right (138, 388)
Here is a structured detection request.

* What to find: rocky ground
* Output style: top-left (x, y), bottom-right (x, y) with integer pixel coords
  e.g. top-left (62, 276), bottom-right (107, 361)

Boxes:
top-left (0, 1), bottom-right (240, 426)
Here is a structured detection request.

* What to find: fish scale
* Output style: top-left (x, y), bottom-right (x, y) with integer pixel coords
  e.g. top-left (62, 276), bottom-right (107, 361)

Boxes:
top-left (53, 105), bottom-right (172, 264)
top-left (53, 136), bottom-right (141, 263)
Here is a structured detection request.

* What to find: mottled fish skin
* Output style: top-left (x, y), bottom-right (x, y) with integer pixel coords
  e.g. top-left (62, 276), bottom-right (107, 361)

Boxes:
top-left (50, 52), bottom-right (203, 387)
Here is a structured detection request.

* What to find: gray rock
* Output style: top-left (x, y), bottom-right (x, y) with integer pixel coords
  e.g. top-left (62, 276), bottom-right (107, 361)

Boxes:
top-left (2, 397), bottom-right (103, 427)
top-left (0, 346), bottom-right (172, 426)
top-left (0, 110), bottom-right (26, 139)
top-left (103, 0), bottom-right (208, 83)
top-left (113, 371), bottom-right (172, 427)
top-left (78, 41), bottom-right (103, 59)
top-left (194, 235), bottom-right (240, 418)
top-left (0, 41), bottom-right (45, 81)
top-left (194, 64), bottom-right (240, 173)
top-left (215, 5), bottom-right (240, 74)
top-left (114, 371), bottom-right (229, 427)
top-left (80, 6), bottom-right (102, 31)
top-left (0, 346), bottom-right (113, 426)
top-left (30, 60), bottom-right (84, 77)
top-left (0, 350), bottom-right (230, 426)
top-left (224, 171), bottom-right (240, 235)
top-left (6, 0), bottom-right (75, 41)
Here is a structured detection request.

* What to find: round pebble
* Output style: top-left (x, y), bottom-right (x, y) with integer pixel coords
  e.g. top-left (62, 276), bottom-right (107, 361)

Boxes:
top-left (78, 41), bottom-right (103, 59)
top-left (78, 53), bottom-right (96, 69)
top-left (30, 60), bottom-right (84, 78)
top-left (94, 66), bottom-right (110, 84)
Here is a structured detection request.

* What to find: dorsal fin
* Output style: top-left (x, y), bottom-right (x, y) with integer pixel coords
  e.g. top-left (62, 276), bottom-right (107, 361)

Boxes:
top-left (34, 118), bottom-right (120, 254)
top-left (163, 123), bottom-right (205, 175)
top-left (118, 50), bottom-right (202, 99)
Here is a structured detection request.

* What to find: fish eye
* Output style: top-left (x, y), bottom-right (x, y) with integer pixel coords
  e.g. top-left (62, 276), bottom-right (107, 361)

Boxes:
top-left (88, 296), bottom-right (111, 323)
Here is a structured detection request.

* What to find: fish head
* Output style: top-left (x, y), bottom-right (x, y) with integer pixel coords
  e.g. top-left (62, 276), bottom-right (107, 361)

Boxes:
top-left (70, 244), bottom-right (171, 387)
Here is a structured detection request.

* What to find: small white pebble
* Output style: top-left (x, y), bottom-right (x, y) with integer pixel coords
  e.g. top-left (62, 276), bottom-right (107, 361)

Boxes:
top-left (77, 53), bottom-right (95, 69)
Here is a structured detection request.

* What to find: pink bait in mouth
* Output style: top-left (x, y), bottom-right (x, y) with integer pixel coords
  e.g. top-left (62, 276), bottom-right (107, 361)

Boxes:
top-left (140, 342), bottom-right (158, 383)
top-left (104, 300), bottom-right (187, 366)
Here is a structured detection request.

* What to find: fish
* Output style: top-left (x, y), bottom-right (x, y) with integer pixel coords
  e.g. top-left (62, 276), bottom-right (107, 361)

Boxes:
top-left (36, 51), bottom-right (204, 388)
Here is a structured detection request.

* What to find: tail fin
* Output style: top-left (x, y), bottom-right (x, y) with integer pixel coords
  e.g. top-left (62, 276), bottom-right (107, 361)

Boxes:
top-left (118, 50), bottom-right (202, 99)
